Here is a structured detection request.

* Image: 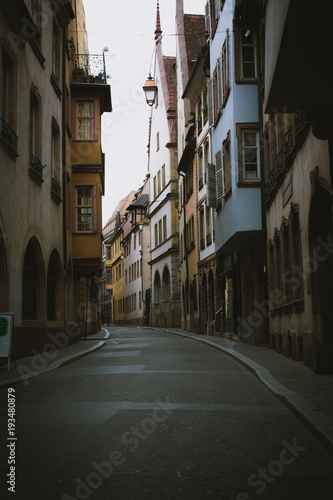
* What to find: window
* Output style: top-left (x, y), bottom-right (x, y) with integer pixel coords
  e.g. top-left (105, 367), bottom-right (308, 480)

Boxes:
top-left (30, 0), bottom-right (41, 47)
top-left (186, 216), bottom-right (195, 252)
top-left (75, 101), bottom-right (95, 141)
top-left (107, 270), bottom-right (112, 285)
top-left (199, 207), bottom-right (205, 251)
top-left (51, 118), bottom-right (60, 181)
top-left (198, 149), bottom-right (204, 190)
top-left (204, 140), bottom-right (210, 183)
top-left (240, 29), bottom-right (257, 79)
top-left (154, 223), bottom-right (158, 248)
top-left (235, 26), bottom-right (257, 82)
top-left (75, 185), bottom-right (96, 232)
top-left (205, 0), bottom-right (220, 38)
top-left (1, 43), bottom-right (17, 154)
top-left (290, 205), bottom-right (303, 301)
top-left (236, 123), bottom-right (260, 184)
top-left (206, 207), bottom-right (212, 246)
top-left (221, 33), bottom-right (230, 105)
top-left (153, 176), bottom-right (157, 199)
top-left (212, 67), bottom-right (219, 124)
top-left (163, 215), bottom-right (167, 242)
top-left (162, 164), bottom-right (166, 189)
top-left (159, 220), bottom-right (162, 245)
top-left (156, 131), bottom-right (159, 151)
top-left (52, 20), bottom-right (60, 81)
top-left (157, 170), bottom-right (161, 193)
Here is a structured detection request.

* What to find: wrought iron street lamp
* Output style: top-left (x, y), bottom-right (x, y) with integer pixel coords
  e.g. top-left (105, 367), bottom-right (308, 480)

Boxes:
top-left (143, 74), bottom-right (157, 107)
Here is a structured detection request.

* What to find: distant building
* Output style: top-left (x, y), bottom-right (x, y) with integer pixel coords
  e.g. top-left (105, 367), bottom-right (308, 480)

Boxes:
top-left (147, 2), bottom-right (181, 328)
top-left (176, 0), bottom-right (209, 333)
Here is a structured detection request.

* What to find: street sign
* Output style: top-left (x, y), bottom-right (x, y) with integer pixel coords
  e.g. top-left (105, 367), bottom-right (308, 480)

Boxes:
top-left (0, 313), bottom-right (14, 370)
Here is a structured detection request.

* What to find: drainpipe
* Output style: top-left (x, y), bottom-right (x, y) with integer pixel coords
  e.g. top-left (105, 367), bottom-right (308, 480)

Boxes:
top-left (62, 25), bottom-right (68, 333)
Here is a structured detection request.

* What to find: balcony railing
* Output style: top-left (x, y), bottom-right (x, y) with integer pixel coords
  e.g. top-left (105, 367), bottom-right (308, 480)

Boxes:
top-left (51, 177), bottom-right (61, 197)
top-left (0, 118), bottom-right (18, 153)
top-left (30, 153), bottom-right (45, 177)
top-left (71, 53), bottom-right (107, 83)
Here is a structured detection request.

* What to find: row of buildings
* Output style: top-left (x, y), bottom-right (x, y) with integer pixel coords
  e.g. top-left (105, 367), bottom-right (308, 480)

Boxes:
top-left (0, 0), bottom-right (111, 358)
top-left (102, 0), bottom-right (333, 374)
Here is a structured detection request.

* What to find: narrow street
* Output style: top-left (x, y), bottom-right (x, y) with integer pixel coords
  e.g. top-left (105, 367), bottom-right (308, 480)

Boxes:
top-left (1, 326), bottom-right (333, 499)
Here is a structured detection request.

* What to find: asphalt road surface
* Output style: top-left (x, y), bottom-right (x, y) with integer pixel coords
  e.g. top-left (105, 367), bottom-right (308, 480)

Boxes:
top-left (1, 326), bottom-right (333, 499)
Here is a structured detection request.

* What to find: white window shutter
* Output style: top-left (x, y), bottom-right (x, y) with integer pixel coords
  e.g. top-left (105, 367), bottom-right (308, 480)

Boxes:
top-left (217, 55), bottom-right (223, 112)
top-left (226, 28), bottom-right (230, 91)
top-left (205, 1), bottom-right (211, 38)
top-left (206, 162), bottom-right (217, 209)
top-left (216, 149), bottom-right (224, 199)
top-left (215, 0), bottom-right (220, 20)
top-left (207, 78), bottom-right (213, 126)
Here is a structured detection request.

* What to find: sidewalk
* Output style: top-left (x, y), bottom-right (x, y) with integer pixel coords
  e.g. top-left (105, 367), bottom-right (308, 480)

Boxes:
top-left (0, 328), bottom-right (110, 389)
top-left (1, 325), bottom-right (333, 456)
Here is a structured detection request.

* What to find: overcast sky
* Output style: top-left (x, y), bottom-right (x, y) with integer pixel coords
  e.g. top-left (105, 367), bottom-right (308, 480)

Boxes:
top-left (83, 0), bottom-right (206, 225)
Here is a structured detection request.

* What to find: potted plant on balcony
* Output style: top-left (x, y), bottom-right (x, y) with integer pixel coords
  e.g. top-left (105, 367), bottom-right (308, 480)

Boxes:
top-left (95, 72), bottom-right (104, 83)
top-left (72, 67), bottom-right (85, 82)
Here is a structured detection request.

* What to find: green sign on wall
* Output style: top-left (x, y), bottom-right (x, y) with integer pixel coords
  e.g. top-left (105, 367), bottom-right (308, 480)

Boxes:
top-left (0, 313), bottom-right (13, 358)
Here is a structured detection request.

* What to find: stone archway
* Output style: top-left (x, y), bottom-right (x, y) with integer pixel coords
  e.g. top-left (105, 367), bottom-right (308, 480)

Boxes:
top-left (309, 185), bottom-right (333, 373)
top-left (22, 237), bottom-right (45, 320)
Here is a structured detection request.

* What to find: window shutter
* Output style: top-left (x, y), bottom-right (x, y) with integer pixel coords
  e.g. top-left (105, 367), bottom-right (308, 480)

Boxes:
top-left (215, 149), bottom-right (224, 199)
top-left (205, 1), bottom-right (211, 38)
top-left (215, 0), bottom-right (220, 20)
top-left (226, 28), bottom-right (230, 91)
top-left (207, 78), bottom-right (213, 126)
top-left (206, 162), bottom-right (217, 209)
top-left (217, 55), bottom-right (223, 112)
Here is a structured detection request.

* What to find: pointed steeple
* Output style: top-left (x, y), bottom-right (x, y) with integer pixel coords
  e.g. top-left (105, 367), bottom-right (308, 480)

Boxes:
top-left (155, 0), bottom-right (162, 41)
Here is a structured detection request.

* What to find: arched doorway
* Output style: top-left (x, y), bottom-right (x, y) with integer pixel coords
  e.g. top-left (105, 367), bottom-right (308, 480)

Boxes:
top-left (309, 185), bottom-right (333, 372)
top-left (47, 249), bottom-right (63, 321)
top-left (22, 237), bottom-right (45, 320)
top-left (154, 271), bottom-right (161, 304)
top-left (162, 266), bottom-right (171, 301)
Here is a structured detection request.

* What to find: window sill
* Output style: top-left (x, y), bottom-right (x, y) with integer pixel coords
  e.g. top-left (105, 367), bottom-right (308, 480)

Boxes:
top-left (235, 78), bottom-right (258, 85)
top-left (237, 181), bottom-right (261, 188)
top-left (73, 231), bottom-right (98, 235)
top-left (50, 73), bottom-right (62, 99)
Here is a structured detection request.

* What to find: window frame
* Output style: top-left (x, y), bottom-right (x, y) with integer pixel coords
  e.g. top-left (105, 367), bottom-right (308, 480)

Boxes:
top-left (73, 99), bottom-right (97, 141)
top-left (234, 25), bottom-right (258, 84)
top-left (73, 182), bottom-right (97, 233)
top-left (236, 123), bottom-right (261, 186)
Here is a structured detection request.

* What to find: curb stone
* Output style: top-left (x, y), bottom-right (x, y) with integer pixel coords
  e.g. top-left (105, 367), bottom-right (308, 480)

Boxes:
top-left (0, 331), bottom-right (109, 389)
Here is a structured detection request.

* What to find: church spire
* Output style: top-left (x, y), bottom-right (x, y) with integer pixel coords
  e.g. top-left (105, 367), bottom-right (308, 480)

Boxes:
top-left (155, 0), bottom-right (162, 41)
